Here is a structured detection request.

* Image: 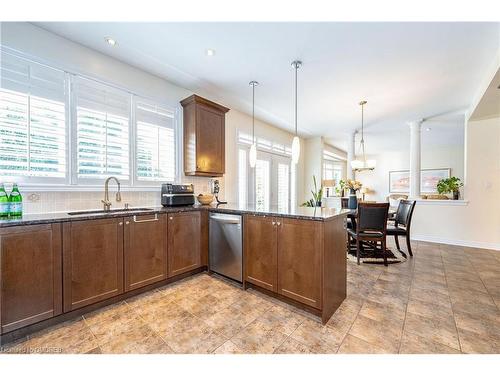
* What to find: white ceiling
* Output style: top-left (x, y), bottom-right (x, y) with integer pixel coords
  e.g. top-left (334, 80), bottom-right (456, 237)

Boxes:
top-left (35, 22), bottom-right (499, 151)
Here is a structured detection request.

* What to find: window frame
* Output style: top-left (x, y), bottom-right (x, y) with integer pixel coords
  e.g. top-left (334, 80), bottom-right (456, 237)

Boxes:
top-left (131, 95), bottom-right (179, 187)
top-left (0, 47), bottom-right (181, 191)
top-left (0, 53), bottom-right (71, 186)
top-left (237, 131), bottom-right (296, 209)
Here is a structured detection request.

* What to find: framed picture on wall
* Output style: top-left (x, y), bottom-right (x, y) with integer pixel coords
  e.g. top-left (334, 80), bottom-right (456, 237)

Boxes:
top-left (389, 168), bottom-right (451, 193)
top-left (389, 170), bottom-right (410, 193)
top-left (421, 168), bottom-right (451, 193)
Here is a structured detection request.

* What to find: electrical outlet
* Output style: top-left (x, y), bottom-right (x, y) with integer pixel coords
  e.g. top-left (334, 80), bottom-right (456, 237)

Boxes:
top-left (27, 193), bottom-right (41, 202)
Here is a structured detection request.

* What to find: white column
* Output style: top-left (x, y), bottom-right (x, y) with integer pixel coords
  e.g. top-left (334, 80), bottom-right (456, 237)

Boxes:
top-left (409, 121), bottom-right (422, 198)
top-left (347, 132), bottom-right (356, 180)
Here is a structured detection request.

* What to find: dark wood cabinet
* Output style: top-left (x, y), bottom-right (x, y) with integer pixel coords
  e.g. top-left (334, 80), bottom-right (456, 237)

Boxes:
top-left (62, 218), bottom-right (124, 312)
top-left (277, 218), bottom-right (322, 309)
top-left (243, 214), bottom-right (347, 321)
top-left (181, 94), bottom-right (229, 177)
top-left (124, 213), bottom-right (167, 292)
top-left (0, 224), bottom-right (62, 333)
top-left (243, 215), bottom-right (278, 292)
top-left (167, 211), bottom-right (202, 277)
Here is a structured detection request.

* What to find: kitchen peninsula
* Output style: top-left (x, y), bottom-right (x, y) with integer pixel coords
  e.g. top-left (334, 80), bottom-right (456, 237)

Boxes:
top-left (0, 204), bottom-right (348, 344)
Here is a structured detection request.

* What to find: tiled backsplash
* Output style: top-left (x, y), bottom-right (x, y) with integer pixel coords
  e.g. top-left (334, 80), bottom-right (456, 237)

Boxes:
top-left (19, 176), bottom-right (224, 214)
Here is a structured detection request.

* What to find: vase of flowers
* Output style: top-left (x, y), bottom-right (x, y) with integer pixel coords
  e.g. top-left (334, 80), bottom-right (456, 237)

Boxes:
top-left (346, 179), bottom-right (362, 209)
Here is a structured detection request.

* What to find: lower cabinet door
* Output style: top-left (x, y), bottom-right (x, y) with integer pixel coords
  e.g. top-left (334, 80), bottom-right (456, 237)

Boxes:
top-left (0, 224), bottom-right (62, 333)
top-left (167, 211), bottom-right (201, 277)
top-left (124, 213), bottom-right (167, 291)
top-left (63, 218), bottom-right (124, 312)
top-left (277, 218), bottom-right (322, 309)
top-left (243, 215), bottom-right (278, 292)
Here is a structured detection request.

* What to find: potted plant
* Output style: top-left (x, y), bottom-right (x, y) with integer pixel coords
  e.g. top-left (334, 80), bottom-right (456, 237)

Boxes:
top-left (346, 179), bottom-right (363, 209)
top-left (301, 175), bottom-right (323, 207)
top-left (436, 177), bottom-right (463, 200)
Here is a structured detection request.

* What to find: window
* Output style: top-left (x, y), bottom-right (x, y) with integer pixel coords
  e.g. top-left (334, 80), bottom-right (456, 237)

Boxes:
top-left (73, 76), bottom-right (130, 182)
top-left (0, 52), bottom-right (67, 183)
top-left (277, 161), bottom-right (290, 211)
top-left (255, 156), bottom-right (271, 211)
top-left (323, 149), bottom-right (346, 195)
top-left (0, 50), bottom-right (179, 188)
top-left (135, 99), bottom-right (176, 182)
top-left (237, 130), bottom-right (296, 209)
top-left (238, 148), bottom-right (247, 205)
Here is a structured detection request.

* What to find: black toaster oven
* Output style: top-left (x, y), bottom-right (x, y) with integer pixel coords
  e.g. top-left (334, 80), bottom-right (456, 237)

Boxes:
top-left (161, 183), bottom-right (195, 206)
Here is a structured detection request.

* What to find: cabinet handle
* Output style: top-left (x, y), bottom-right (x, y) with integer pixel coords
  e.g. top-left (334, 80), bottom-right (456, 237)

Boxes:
top-left (277, 222), bottom-right (281, 226)
top-left (133, 214), bottom-right (158, 223)
top-left (272, 221), bottom-right (276, 225)
top-left (169, 216), bottom-right (173, 220)
top-left (125, 221), bottom-right (130, 225)
top-left (118, 222), bottom-right (123, 226)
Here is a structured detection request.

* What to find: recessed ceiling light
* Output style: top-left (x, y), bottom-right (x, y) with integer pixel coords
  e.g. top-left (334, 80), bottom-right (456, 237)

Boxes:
top-left (206, 49), bottom-right (215, 56)
top-left (104, 37), bottom-right (117, 46)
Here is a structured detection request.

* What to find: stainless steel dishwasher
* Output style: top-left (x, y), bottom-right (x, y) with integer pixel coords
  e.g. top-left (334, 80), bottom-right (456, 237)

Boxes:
top-left (209, 213), bottom-right (242, 282)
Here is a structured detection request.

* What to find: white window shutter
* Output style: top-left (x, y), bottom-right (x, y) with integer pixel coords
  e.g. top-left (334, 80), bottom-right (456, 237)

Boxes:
top-left (0, 52), bottom-right (67, 182)
top-left (73, 76), bottom-right (130, 182)
top-left (135, 98), bottom-right (176, 182)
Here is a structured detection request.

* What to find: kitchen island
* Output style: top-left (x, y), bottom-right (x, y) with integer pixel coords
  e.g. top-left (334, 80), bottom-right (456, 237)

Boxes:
top-left (0, 204), bottom-right (348, 343)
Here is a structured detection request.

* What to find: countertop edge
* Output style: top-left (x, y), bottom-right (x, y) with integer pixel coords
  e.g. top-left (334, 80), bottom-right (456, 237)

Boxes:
top-left (0, 205), bottom-right (349, 228)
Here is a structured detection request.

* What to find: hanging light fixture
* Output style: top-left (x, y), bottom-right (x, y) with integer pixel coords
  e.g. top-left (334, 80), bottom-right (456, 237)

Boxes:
top-left (291, 60), bottom-right (302, 164)
top-left (351, 100), bottom-right (376, 172)
top-left (248, 81), bottom-right (259, 168)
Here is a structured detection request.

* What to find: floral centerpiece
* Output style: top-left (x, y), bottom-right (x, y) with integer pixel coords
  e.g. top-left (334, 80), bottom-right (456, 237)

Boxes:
top-left (346, 179), bottom-right (362, 209)
top-left (345, 179), bottom-right (362, 191)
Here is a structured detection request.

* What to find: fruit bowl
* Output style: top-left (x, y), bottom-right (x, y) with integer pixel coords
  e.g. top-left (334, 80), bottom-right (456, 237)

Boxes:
top-left (197, 194), bottom-right (214, 205)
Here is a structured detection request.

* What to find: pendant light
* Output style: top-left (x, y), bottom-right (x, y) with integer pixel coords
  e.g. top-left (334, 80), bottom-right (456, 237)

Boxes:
top-left (249, 81), bottom-right (259, 168)
top-left (351, 100), bottom-right (376, 172)
top-left (291, 60), bottom-right (302, 164)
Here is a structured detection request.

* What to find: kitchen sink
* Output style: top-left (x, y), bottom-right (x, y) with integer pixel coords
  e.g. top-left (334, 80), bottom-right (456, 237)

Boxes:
top-left (67, 207), bottom-right (155, 216)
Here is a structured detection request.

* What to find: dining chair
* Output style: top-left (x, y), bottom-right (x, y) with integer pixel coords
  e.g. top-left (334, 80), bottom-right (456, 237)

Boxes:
top-left (386, 199), bottom-right (416, 257)
top-left (347, 202), bottom-right (390, 266)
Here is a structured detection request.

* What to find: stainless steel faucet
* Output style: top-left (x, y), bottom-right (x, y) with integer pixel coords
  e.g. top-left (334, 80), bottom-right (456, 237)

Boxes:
top-left (102, 176), bottom-right (122, 211)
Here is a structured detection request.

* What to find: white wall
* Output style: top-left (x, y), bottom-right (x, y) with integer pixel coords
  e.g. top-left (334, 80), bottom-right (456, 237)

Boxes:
top-left (302, 137), bottom-right (324, 204)
top-left (411, 116), bottom-right (500, 249)
top-left (356, 144), bottom-right (465, 201)
top-left (1, 22), bottom-right (304, 212)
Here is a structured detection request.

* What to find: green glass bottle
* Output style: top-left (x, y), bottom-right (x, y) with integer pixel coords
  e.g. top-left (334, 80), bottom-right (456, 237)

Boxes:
top-left (0, 184), bottom-right (9, 218)
top-left (9, 183), bottom-right (23, 217)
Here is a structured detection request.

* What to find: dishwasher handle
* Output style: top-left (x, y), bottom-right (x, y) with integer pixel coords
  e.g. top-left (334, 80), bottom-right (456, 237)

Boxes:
top-left (210, 214), bottom-right (241, 225)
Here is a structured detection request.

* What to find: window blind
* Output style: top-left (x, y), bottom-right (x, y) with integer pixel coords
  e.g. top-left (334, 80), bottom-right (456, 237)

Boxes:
top-left (0, 52), bottom-right (67, 181)
top-left (73, 76), bottom-right (130, 181)
top-left (135, 98), bottom-right (176, 182)
top-left (237, 131), bottom-right (292, 157)
top-left (277, 162), bottom-right (290, 211)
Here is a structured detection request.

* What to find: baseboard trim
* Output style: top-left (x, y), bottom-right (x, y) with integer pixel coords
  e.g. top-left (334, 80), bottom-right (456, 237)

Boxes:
top-left (411, 234), bottom-right (500, 251)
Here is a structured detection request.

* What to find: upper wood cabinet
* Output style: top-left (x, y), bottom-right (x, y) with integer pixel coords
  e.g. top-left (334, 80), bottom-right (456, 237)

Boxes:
top-left (167, 211), bottom-right (202, 277)
top-left (181, 95), bottom-right (229, 177)
top-left (0, 224), bottom-right (62, 334)
top-left (124, 213), bottom-right (168, 292)
top-left (243, 215), bottom-right (278, 293)
top-left (62, 218), bottom-right (124, 312)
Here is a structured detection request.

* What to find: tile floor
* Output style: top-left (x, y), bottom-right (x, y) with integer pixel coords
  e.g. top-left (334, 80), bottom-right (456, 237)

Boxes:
top-left (1, 240), bottom-right (499, 354)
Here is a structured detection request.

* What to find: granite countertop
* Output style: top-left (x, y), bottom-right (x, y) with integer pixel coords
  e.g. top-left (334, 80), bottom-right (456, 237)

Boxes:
top-left (0, 203), bottom-right (349, 228)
